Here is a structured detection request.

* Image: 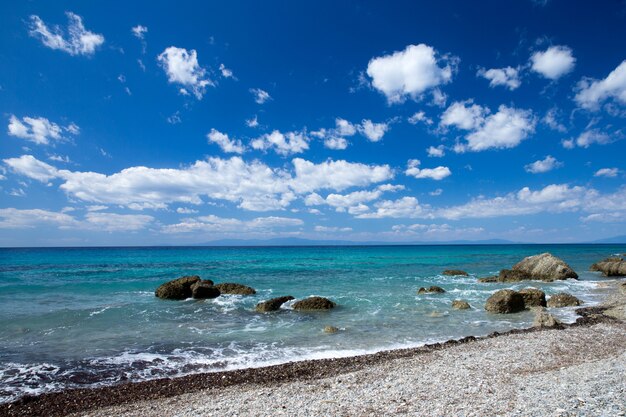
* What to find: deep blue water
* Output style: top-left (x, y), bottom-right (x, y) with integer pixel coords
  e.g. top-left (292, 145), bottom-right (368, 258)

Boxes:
top-left (0, 244), bottom-right (623, 402)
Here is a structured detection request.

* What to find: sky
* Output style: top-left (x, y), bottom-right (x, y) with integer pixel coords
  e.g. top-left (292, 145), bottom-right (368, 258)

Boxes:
top-left (0, 0), bottom-right (625, 246)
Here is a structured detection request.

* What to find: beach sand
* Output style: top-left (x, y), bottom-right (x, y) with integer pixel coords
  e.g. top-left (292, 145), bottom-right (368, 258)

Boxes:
top-left (2, 281), bottom-right (625, 417)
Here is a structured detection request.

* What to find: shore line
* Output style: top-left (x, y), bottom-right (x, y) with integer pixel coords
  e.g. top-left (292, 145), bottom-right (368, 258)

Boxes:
top-left (1, 296), bottom-right (622, 417)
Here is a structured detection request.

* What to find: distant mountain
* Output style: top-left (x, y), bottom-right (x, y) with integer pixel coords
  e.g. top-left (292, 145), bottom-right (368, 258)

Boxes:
top-left (191, 237), bottom-right (519, 247)
top-left (591, 235), bottom-right (626, 244)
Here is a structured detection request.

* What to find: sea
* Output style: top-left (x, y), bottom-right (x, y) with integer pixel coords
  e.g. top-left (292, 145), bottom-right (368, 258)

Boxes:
top-left (0, 244), bottom-right (623, 403)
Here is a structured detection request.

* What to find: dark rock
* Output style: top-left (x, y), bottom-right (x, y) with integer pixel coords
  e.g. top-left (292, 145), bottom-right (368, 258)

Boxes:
top-left (519, 288), bottom-right (547, 308)
top-left (485, 289), bottom-right (525, 314)
top-left (255, 296), bottom-right (295, 312)
top-left (510, 252), bottom-right (578, 281)
top-left (417, 286), bottom-right (446, 294)
top-left (497, 269), bottom-right (533, 282)
top-left (215, 283), bottom-right (256, 295)
top-left (155, 275), bottom-right (201, 300)
top-left (191, 281), bottom-right (220, 299)
top-left (292, 296), bottom-right (336, 311)
top-left (547, 293), bottom-right (581, 308)
top-left (532, 307), bottom-right (562, 328)
top-left (590, 256), bottom-right (626, 277)
top-left (323, 326), bottom-right (339, 334)
top-left (442, 269), bottom-right (469, 276)
top-left (478, 276), bottom-right (498, 283)
top-left (452, 300), bottom-right (471, 310)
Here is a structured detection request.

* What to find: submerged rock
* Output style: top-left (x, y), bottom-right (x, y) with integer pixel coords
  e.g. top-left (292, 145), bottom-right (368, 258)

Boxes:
top-left (323, 325), bottom-right (339, 334)
top-left (191, 281), bottom-right (220, 299)
top-left (519, 288), bottom-right (547, 308)
top-left (155, 275), bottom-right (201, 300)
top-left (547, 293), bottom-right (581, 308)
top-left (292, 296), bottom-right (336, 311)
top-left (485, 289), bottom-right (525, 314)
top-left (255, 296), bottom-right (295, 312)
top-left (509, 253), bottom-right (578, 281)
top-left (590, 256), bottom-right (626, 277)
top-left (215, 283), bottom-right (256, 295)
top-left (417, 286), bottom-right (446, 294)
top-left (532, 307), bottom-right (562, 328)
top-left (452, 300), bottom-right (471, 310)
top-left (442, 269), bottom-right (469, 276)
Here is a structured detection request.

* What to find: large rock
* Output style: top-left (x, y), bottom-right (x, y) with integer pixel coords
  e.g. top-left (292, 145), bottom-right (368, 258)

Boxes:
top-left (155, 275), bottom-right (201, 300)
top-left (590, 257), bottom-right (626, 277)
top-left (509, 253), bottom-right (578, 281)
top-left (417, 286), bottom-right (446, 294)
top-left (532, 307), bottom-right (561, 328)
top-left (547, 293), bottom-right (581, 308)
top-left (442, 269), bottom-right (469, 276)
top-left (255, 296), bottom-right (295, 312)
top-left (452, 300), bottom-right (471, 310)
top-left (215, 283), bottom-right (256, 295)
top-left (191, 281), bottom-right (220, 299)
top-left (497, 269), bottom-right (533, 282)
top-left (292, 296), bottom-right (336, 311)
top-left (519, 288), bottom-right (547, 307)
top-left (485, 289), bottom-right (525, 314)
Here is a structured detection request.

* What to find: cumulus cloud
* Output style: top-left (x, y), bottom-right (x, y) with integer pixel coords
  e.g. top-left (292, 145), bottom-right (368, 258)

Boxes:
top-left (574, 60), bottom-right (626, 110)
top-left (390, 223), bottom-right (484, 240)
top-left (8, 115), bottom-right (78, 145)
top-left (313, 118), bottom-right (389, 149)
top-left (405, 159), bottom-right (451, 180)
top-left (563, 129), bottom-right (612, 148)
top-left (207, 129), bottom-right (245, 154)
top-left (162, 215), bottom-right (302, 233)
top-left (357, 196), bottom-right (427, 219)
top-left (477, 66), bottom-right (521, 90)
top-left (530, 45), bottom-right (576, 80)
top-left (426, 145), bottom-right (445, 157)
top-left (524, 155), bottom-right (563, 173)
top-left (4, 155), bottom-right (393, 212)
top-left (366, 44), bottom-right (456, 104)
top-left (543, 108), bottom-right (567, 132)
top-left (131, 25), bottom-right (148, 39)
top-left (219, 63), bottom-right (234, 79)
top-left (250, 88), bottom-right (271, 104)
top-left (408, 111), bottom-right (433, 125)
top-left (304, 184), bottom-right (401, 213)
top-left (157, 46), bottom-right (213, 99)
top-left (443, 102), bottom-right (536, 152)
top-left (246, 115), bottom-right (259, 128)
top-left (251, 130), bottom-right (309, 156)
top-left (314, 225), bottom-right (353, 233)
top-left (29, 12), bottom-right (104, 56)
top-left (359, 119), bottom-right (389, 142)
top-left (594, 168), bottom-right (620, 178)
top-left (323, 137), bottom-right (349, 150)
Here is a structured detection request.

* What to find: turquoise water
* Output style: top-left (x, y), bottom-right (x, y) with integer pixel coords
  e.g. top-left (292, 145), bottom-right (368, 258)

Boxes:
top-left (0, 244), bottom-right (623, 402)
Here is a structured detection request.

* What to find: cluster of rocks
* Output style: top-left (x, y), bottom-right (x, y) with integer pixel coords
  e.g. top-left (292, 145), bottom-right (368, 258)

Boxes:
top-left (590, 256), bottom-right (626, 276)
top-left (478, 253), bottom-right (578, 282)
top-left (485, 288), bottom-right (581, 314)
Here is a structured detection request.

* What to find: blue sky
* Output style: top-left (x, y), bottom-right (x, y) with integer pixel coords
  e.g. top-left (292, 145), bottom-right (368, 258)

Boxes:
top-left (0, 0), bottom-right (625, 246)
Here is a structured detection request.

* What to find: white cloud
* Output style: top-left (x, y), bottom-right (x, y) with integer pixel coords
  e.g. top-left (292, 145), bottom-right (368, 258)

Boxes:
top-left (131, 25), bottom-right (147, 39)
top-left (405, 159), bottom-right (451, 180)
top-left (207, 129), bottom-right (245, 154)
top-left (566, 129), bottom-right (612, 148)
top-left (426, 145), bottom-right (445, 157)
top-left (530, 46), bottom-right (576, 80)
top-left (86, 205), bottom-right (107, 212)
top-left (49, 154), bottom-right (71, 163)
top-left (390, 223), bottom-right (484, 239)
top-left (594, 168), bottom-right (619, 178)
top-left (157, 46), bottom-right (213, 99)
top-left (366, 44), bottom-right (456, 104)
top-left (408, 111), bottom-right (433, 125)
top-left (84, 212), bottom-right (154, 232)
top-left (246, 115), bottom-right (259, 128)
top-left (357, 197), bottom-right (427, 219)
top-left (29, 12), bottom-right (104, 56)
top-left (251, 130), bottom-right (309, 156)
top-left (162, 215), bottom-right (302, 233)
top-left (5, 155), bottom-right (393, 213)
top-left (429, 188), bottom-right (443, 196)
top-left (359, 119), bottom-right (389, 142)
top-left (580, 212), bottom-right (625, 223)
top-left (543, 108), bottom-right (567, 132)
top-left (314, 225), bottom-right (352, 233)
top-left (312, 118), bottom-right (357, 150)
top-left (219, 63), bottom-right (234, 79)
top-left (250, 88), bottom-right (271, 104)
top-left (463, 105), bottom-right (536, 151)
top-left (574, 60), bottom-right (626, 110)
top-left (335, 118), bottom-right (357, 136)
top-left (477, 66), bottom-right (521, 90)
top-left (323, 136), bottom-right (349, 150)
top-left (524, 155), bottom-right (563, 174)
top-left (8, 115), bottom-right (78, 145)
top-left (440, 100), bottom-right (487, 130)
top-left (176, 207), bottom-right (199, 214)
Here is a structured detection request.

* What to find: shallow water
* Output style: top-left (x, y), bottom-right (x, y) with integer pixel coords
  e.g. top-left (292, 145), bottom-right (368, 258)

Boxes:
top-left (0, 244), bottom-right (623, 402)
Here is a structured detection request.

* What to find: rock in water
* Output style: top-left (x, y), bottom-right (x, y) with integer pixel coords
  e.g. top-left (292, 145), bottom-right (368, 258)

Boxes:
top-left (547, 293), bottom-right (581, 308)
top-left (532, 307), bottom-right (561, 328)
top-left (214, 283), bottom-right (256, 295)
top-left (417, 286), bottom-right (446, 294)
top-left (519, 288), bottom-right (547, 307)
top-left (155, 275), bottom-right (201, 300)
top-left (442, 269), bottom-right (469, 276)
top-left (485, 289), bottom-right (525, 314)
top-left (590, 256), bottom-right (626, 277)
top-left (255, 296), bottom-right (295, 312)
top-left (292, 296), bottom-right (336, 310)
top-left (510, 253), bottom-right (578, 281)
top-left (323, 325), bottom-right (339, 334)
top-left (478, 276), bottom-right (498, 283)
top-left (191, 281), bottom-right (220, 299)
top-left (452, 300), bottom-right (471, 310)
top-left (497, 269), bottom-right (533, 282)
